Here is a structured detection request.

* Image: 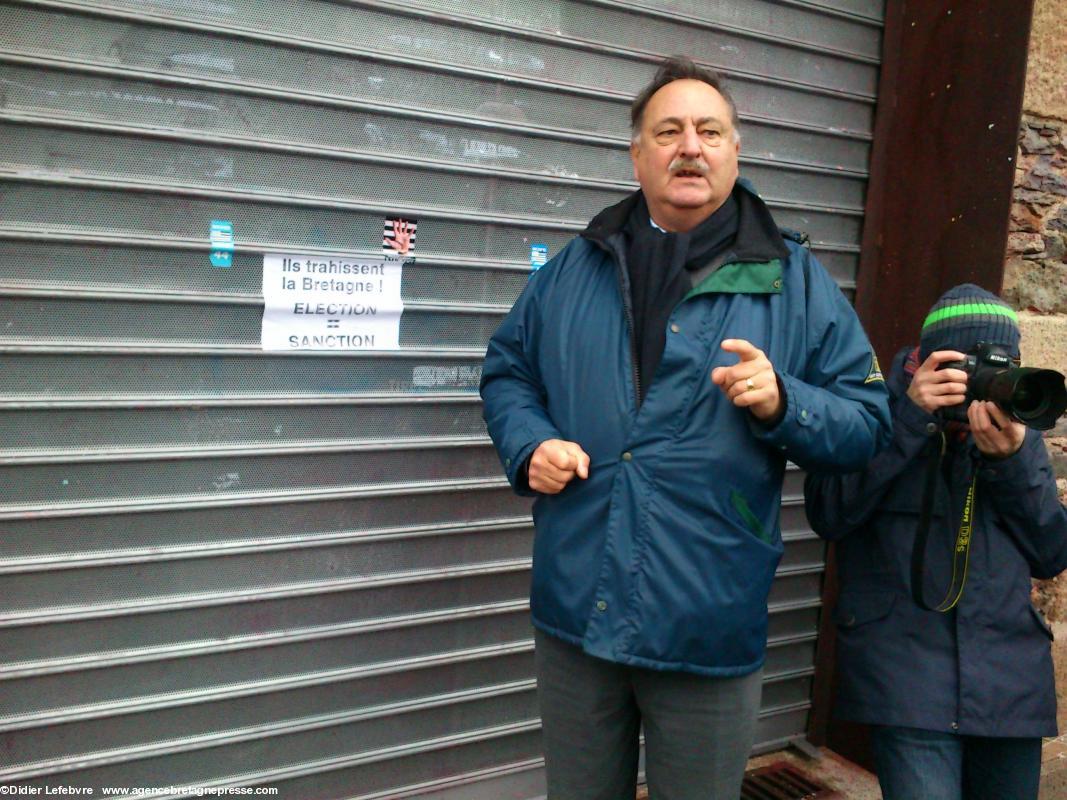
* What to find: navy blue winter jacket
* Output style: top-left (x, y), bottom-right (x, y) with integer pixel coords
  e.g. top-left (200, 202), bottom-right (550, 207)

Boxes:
top-left (480, 183), bottom-right (891, 676)
top-left (805, 347), bottom-right (1067, 736)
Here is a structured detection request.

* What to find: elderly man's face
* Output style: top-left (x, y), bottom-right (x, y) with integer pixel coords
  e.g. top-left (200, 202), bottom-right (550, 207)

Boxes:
top-left (630, 79), bottom-right (740, 232)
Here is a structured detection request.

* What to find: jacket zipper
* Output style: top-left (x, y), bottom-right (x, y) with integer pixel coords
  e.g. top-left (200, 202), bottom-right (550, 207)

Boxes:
top-left (614, 247), bottom-right (642, 410)
top-left (589, 232), bottom-right (642, 410)
top-left (614, 244), bottom-right (740, 410)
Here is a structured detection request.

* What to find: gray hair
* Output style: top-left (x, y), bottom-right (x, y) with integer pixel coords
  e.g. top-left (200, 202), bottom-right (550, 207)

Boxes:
top-left (630, 55), bottom-right (741, 144)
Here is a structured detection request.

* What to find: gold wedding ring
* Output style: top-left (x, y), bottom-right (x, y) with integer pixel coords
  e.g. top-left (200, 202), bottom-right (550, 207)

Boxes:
top-left (745, 378), bottom-right (756, 392)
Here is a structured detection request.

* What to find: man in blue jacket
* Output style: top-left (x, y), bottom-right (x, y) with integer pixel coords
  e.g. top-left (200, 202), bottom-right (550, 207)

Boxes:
top-left (805, 285), bottom-right (1067, 800)
top-left (480, 55), bottom-right (891, 799)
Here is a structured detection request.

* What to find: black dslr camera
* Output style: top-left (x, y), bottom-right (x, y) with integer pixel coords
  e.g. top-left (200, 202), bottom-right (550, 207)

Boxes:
top-left (939, 342), bottom-right (1067, 430)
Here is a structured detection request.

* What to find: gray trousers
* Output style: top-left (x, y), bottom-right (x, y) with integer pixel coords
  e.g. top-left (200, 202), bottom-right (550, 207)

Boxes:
top-left (535, 629), bottom-right (762, 800)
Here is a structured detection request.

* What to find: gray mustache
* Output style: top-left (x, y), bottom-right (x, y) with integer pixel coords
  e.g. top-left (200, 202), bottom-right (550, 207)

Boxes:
top-left (668, 159), bottom-right (708, 175)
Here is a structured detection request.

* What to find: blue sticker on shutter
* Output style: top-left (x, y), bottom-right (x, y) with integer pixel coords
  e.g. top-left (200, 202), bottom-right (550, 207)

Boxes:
top-left (209, 220), bottom-right (234, 268)
top-left (530, 244), bottom-right (548, 273)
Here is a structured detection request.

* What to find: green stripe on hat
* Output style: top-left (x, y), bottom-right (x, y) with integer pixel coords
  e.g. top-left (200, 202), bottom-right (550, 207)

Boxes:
top-left (922, 302), bottom-right (1018, 330)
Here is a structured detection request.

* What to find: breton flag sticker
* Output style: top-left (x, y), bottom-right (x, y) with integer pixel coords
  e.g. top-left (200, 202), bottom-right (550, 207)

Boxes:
top-left (383, 217), bottom-right (417, 258)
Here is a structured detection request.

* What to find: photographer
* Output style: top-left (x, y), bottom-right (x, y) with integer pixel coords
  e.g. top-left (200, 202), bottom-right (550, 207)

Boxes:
top-left (805, 284), bottom-right (1067, 800)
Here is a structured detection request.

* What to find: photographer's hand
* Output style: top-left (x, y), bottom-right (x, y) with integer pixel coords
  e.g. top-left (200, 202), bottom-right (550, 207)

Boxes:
top-left (906, 350), bottom-right (969, 414)
top-left (969, 401), bottom-right (1025, 459)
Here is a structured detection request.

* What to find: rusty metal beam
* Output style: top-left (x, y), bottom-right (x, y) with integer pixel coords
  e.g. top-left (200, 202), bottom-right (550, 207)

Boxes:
top-left (854, 0), bottom-right (1034, 364)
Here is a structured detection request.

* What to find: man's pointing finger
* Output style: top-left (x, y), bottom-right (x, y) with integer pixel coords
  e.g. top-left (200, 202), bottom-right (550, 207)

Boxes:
top-left (720, 339), bottom-right (763, 361)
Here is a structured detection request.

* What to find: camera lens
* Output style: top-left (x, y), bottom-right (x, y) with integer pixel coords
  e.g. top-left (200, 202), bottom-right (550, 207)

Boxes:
top-left (1012, 380), bottom-right (1044, 415)
top-left (1001, 368), bottom-right (1067, 430)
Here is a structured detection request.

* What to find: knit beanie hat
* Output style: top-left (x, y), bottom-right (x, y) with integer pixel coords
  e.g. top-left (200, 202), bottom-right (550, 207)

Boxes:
top-left (919, 284), bottom-right (1020, 361)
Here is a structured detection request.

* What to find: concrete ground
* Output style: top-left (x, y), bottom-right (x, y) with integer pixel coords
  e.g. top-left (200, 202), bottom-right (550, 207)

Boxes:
top-left (744, 747), bottom-right (882, 799)
top-left (1042, 732), bottom-right (1067, 800)
top-left (635, 745), bottom-right (883, 799)
top-left (753, 741), bottom-right (1067, 800)
top-left (630, 737), bottom-right (1067, 799)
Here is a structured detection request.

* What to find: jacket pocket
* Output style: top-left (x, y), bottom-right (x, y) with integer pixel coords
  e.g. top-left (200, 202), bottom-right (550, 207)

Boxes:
top-left (877, 481), bottom-right (949, 517)
top-left (1030, 605), bottom-right (1055, 641)
top-left (730, 490), bottom-right (774, 546)
top-left (876, 453), bottom-right (954, 518)
top-left (833, 592), bottom-right (897, 630)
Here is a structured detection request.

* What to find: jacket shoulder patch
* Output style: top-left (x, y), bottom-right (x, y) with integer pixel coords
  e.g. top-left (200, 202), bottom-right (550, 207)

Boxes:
top-left (864, 353), bottom-right (885, 384)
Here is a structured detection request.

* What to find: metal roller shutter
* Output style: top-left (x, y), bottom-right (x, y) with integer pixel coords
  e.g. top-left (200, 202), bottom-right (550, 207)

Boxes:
top-left (0, 0), bottom-right (883, 795)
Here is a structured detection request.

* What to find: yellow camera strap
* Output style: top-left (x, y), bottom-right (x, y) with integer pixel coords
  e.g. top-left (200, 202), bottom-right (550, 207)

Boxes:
top-left (910, 432), bottom-right (977, 613)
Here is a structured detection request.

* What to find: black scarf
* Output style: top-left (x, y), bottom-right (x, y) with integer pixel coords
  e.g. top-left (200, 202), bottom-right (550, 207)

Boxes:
top-left (624, 192), bottom-right (739, 403)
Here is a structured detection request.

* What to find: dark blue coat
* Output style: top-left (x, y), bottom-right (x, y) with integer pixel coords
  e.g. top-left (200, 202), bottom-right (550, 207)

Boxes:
top-left (481, 184), bottom-right (891, 676)
top-left (805, 348), bottom-right (1067, 737)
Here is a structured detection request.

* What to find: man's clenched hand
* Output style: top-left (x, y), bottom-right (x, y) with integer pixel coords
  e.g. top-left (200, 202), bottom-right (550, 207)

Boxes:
top-left (529, 439), bottom-right (590, 494)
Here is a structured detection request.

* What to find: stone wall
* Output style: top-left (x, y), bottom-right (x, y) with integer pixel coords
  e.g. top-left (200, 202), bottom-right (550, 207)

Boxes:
top-left (1004, 118), bottom-right (1067, 317)
top-left (1014, 140), bottom-right (1067, 739)
top-left (998, 1), bottom-right (1067, 759)
top-left (1006, 0), bottom-right (1067, 752)
top-left (1022, 0), bottom-right (1067, 123)
top-left (1005, 115), bottom-right (1067, 524)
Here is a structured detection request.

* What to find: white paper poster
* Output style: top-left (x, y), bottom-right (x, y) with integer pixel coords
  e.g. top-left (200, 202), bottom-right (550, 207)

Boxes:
top-left (261, 253), bottom-right (404, 351)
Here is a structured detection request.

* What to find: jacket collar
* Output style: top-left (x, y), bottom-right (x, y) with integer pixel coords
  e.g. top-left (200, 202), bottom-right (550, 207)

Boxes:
top-left (581, 178), bottom-right (790, 265)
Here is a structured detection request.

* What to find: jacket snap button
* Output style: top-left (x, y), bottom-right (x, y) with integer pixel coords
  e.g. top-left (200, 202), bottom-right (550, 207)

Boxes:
top-left (622, 452), bottom-right (632, 462)
top-left (505, 458), bottom-right (511, 466)
top-left (951, 722), bottom-right (959, 731)
top-left (925, 422), bottom-right (938, 434)
top-left (596, 600), bottom-right (607, 612)
top-left (670, 323), bottom-right (680, 333)
top-left (846, 614), bottom-right (856, 626)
